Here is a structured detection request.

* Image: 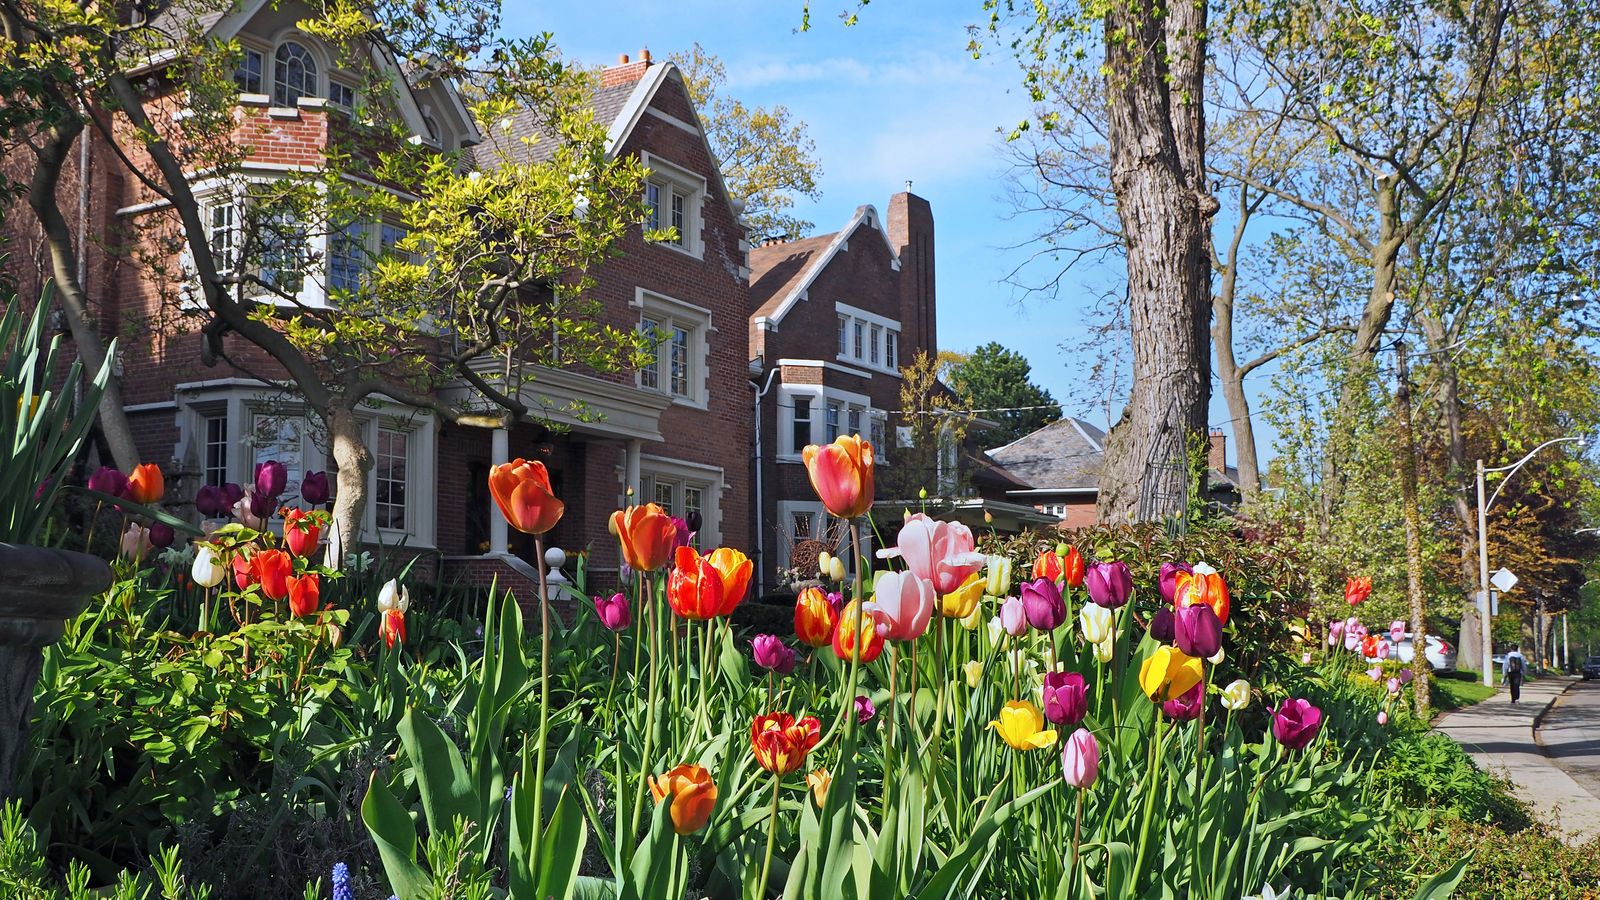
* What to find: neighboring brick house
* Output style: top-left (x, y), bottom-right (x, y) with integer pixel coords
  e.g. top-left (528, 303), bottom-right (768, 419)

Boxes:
top-left (988, 420), bottom-right (1242, 526)
top-left (2, 2), bottom-right (751, 600)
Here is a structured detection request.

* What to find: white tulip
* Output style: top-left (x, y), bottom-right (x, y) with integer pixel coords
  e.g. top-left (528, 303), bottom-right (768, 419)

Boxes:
top-left (984, 554), bottom-right (1013, 597)
top-left (1221, 679), bottom-right (1251, 711)
top-left (191, 544), bottom-right (225, 588)
top-left (1080, 603), bottom-right (1113, 646)
top-left (378, 578), bottom-right (411, 613)
top-left (1092, 638), bottom-right (1114, 663)
top-left (1208, 646), bottom-right (1226, 665)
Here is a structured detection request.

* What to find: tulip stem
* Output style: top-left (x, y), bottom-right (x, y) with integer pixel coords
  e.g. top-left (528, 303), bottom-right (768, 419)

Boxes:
top-left (1131, 714), bottom-right (1164, 889)
top-left (631, 570), bottom-right (660, 842)
top-left (531, 534), bottom-right (554, 866)
top-left (606, 630), bottom-right (620, 726)
top-left (1069, 789), bottom-right (1084, 898)
top-left (755, 774), bottom-right (781, 900)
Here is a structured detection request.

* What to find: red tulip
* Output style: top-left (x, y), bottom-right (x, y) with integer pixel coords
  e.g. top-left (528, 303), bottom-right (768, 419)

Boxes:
top-left (287, 573), bottom-right (320, 617)
top-left (381, 608), bottom-right (406, 648)
top-left (667, 545), bottom-right (726, 620)
top-left (831, 600), bottom-right (885, 663)
top-left (751, 712), bottom-right (821, 775)
top-left (1345, 576), bottom-right (1373, 607)
top-left (126, 463), bottom-right (165, 504)
top-left (610, 503), bottom-right (678, 572)
top-left (253, 549), bottom-right (293, 600)
top-left (282, 508), bottom-right (321, 557)
top-left (794, 587), bottom-right (837, 648)
top-left (489, 458), bottom-right (564, 535)
top-left (1174, 563), bottom-right (1231, 625)
top-left (801, 434), bottom-right (875, 519)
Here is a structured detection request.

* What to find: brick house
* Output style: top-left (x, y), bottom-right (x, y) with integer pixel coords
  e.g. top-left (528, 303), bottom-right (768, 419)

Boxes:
top-left (1, 3), bottom-right (751, 599)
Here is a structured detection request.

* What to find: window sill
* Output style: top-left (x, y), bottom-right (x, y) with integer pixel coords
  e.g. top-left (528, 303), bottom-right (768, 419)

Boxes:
top-left (775, 454), bottom-right (805, 464)
top-left (239, 93), bottom-right (271, 107)
top-left (669, 396), bottom-right (709, 411)
top-left (268, 106), bottom-right (301, 120)
top-left (651, 240), bottom-right (704, 262)
top-left (833, 354), bottom-right (902, 378)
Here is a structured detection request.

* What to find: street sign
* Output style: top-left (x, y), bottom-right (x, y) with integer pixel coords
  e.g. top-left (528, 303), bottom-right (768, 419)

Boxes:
top-left (1491, 567), bottom-right (1519, 593)
top-left (1475, 590), bottom-right (1500, 616)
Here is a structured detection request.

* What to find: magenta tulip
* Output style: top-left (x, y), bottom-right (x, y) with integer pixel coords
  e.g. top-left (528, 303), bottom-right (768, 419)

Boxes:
top-left (195, 485), bottom-right (228, 517)
top-left (1173, 603), bottom-right (1222, 659)
top-left (999, 596), bottom-right (1027, 637)
top-left (882, 512), bottom-right (985, 594)
top-left (855, 695), bottom-right (876, 723)
top-left (669, 516), bottom-right (695, 554)
top-left (1398, 667), bottom-right (1414, 684)
top-left (1041, 671), bottom-right (1087, 725)
top-left (88, 466), bottom-right (129, 498)
top-left (1272, 698), bottom-right (1323, 750)
top-left (1162, 682), bottom-right (1204, 720)
top-left (752, 634), bottom-right (797, 675)
top-left (254, 460), bottom-right (287, 500)
top-left (222, 482), bottom-right (245, 507)
top-left (593, 592), bottom-right (631, 631)
top-left (1061, 727), bottom-right (1100, 788)
top-left (1020, 578), bottom-right (1067, 631)
top-left (1150, 607), bottom-right (1175, 643)
top-left (1085, 561), bottom-right (1133, 609)
top-left (301, 471), bottom-right (330, 505)
top-left (1158, 561), bottom-right (1192, 604)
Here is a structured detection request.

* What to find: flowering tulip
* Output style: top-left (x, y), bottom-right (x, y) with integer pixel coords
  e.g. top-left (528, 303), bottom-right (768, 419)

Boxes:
top-left (999, 596), bottom-right (1027, 637)
top-left (1360, 634), bottom-right (1382, 658)
top-left (249, 489), bottom-right (275, 521)
top-left (1327, 619), bottom-right (1346, 647)
top-left (984, 555), bottom-right (1014, 597)
top-left (988, 700), bottom-right (1058, 750)
top-left (1386, 676), bottom-right (1401, 695)
top-left (1041, 671), bottom-right (1087, 725)
top-left (301, 471), bottom-right (330, 505)
top-left (854, 695), bottom-right (876, 723)
top-left (648, 764), bottom-right (717, 834)
top-left (1159, 561), bottom-right (1192, 604)
top-left (381, 608), bottom-right (406, 648)
top-left (1398, 668), bottom-right (1414, 684)
top-left (1173, 603), bottom-right (1222, 660)
top-left (670, 516), bottom-right (695, 554)
top-left (1345, 576), bottom-right (1373, 606)
top-left (1150, 607), bottom-right (1175, 643)
top-left (87, 465), bottom-right (129, 498)
top-left (196, 485), bottom-right (228, 517)
top-left (752, 635), bottom-right (798, 675)
top-left (120, 523), bottom-right (151, 560)
top-left (489, 459), bottom-right (564, 535)
top-left (1007, 648), bottom-right (1039, 676)
top-left (1061, 727), bottom-right (1100, 788)
top-left (232, 552), bottom-right (256, 590)
top-left (867, 570), bottom-right (936, 641)
top-left (222, 482), bottom-right (245, 508)
top-left (282, 508), bottom-right (321, 557)
top-left (594, 592), bottom-right (631, 630)
top-left (1139, 645), bottom-right (1204, 701)
top-left (794, 587), bottom-right (837, 647)
top-left (127, 463), bottom-right (165, 504)
top-left (192, 545), bottom-right (225, 588)
top-left (1079, 602), bottom-right (1113, 645)
top-left (1175, 563), bottom-right (1231, 625)
top-left (1271, 698), bottom-right (1324, 750)
top-left (1162, 682), bottom-right (1204, 720)
top-left (233, 490), bottom-right (266, 530)
top-left (882, 513), bottom-right (984, 594)
top-left (254, 460), bottom-right (287, 500)
top-left (1389, 620), bottom-right (1406, 643)
top-left (1376, 640), bottom-right (1391, 660)
top-left (833, 601), bottom-right (886, 663)
top-left (802, 433), bottom-right (874, 519)
top-left (941, 572), bottom-right (985, 619)
top-left (1021, 578), bottom-right (1067, 631)
top-left (667, 546), bottom-right (730, 620)
top-left (963, 660), bottom-right (984, 688)
top-left (1344, 626), bottom-right (1364, 653)
top-left (610, 503), bottom-right (677, 572)
top-left (1377, 711), bottom-right (1389, 726)
top-left (287, 573), bottom-right (320, 617)
top-left (1221, 679), bottom-right (1251, 711)
top-left (253, 549), bottom-right (293, 600)
top-left (1084, 561), bottom-right (1132, 609)
top-left (816, 551), bottom-right (845, 583)
top-left (751, 712), bottom-right (821, 775)
top-left (959, 605), bottom-right (982, 630)
top-left (706, 547), bottom-right (753, 609)
top-left (806, 769), bottom-right (832, 806)
top-left (1366, 664), bottom-right (1383, 682)
top-left (147, 521), bottom-right (175, 549)
top-left (1032, 548), bottom-right (1062, 582)
top-left (378, 578), bottom-right (411, 614)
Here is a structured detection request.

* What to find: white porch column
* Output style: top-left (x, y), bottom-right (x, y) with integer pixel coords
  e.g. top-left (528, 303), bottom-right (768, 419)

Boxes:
top-left (490, 426), bottom-right (509, 555)
top-left (625, 439), bottom-right (642, 502)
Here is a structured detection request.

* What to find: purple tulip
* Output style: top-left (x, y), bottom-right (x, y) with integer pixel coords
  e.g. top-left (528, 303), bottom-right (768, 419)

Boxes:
top-left (147, 521), bottom-right (175, 549)
top-left (1020, 578), bottom-right (1067, 631)
top-left (1041, 671), bottom-right (1087, 725)
top-left (1159, 561), bottom-right (1192, 604)
top-left (301, 471), bottom-right (330, 505)
top-left (855, 695), bottom-right (876, 724)
top-left (751, 634), bottom-right (797, 675)
top-left (1085, 561), bottom-right (1133, 609)
top-left (1271, 698), bottom-right (1323, 750)
top-left (669, 516), bottom-right (696, 555)
top-left (593, 592), bottom-right (631, 631)
top-left (1173, 603), bottom-right (1222, 659)
top-left (195, 484), bottom-right (228, 517)
top-left (1162, 682), bottom-right (1204, 720)
top-left (88, 466), bottom-right (129, 498)
top-left (1150, 607), bottom-right (1176, 643)
top-left (222, 482), bottom-right (245, 507)
top-left (254, 460), bottom-right (287, 500)
top-left (249, 489), bottom-right (275, 520)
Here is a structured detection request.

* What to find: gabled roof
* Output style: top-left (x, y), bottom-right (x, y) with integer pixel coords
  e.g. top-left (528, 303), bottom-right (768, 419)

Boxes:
top-left (986, 417), bottom-right (1107, 491)
top-left (747, 205), bottom-right (901, 325)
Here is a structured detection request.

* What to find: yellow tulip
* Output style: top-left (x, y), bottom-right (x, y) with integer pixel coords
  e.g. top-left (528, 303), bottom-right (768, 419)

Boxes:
top-left (959, 606), bottom-right (983, 630)
top-left (1139, 645), bottom-right (1204, 701)
top-left (988, 700), bottom-right (1058, 750)
top-left (941, 572), bottom-right (984, 619)
top-left (963, 660), bottom-right (984, 688)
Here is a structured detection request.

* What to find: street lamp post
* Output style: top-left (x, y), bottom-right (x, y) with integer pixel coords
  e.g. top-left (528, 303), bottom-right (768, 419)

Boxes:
top-left (1475, 436), bottom-right (1586, 687)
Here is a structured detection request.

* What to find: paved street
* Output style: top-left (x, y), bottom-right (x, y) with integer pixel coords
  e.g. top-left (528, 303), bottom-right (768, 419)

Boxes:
top-left (1539, 678), bottom-right (1600, 804)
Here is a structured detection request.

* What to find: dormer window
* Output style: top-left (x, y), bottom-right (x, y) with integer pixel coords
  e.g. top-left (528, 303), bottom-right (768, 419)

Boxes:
top-left (640, 153), bottom-right (706, 259)
top-left (273, 41), bottom-right (319, 106)
top-left (235, 48), bottom-right (264, 94)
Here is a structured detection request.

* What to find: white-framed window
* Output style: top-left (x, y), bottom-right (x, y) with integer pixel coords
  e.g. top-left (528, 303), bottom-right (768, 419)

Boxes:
top-left (236, 47), bottom-right (265, 94)
top-left (251, 413), bottom-right (306, 490)
top-left (328, 222), bottom-right (366, 295)
top-left (886, 330), bottom-right (899, 369)
top-left (207, 199), bottom-right (237, 270)
top-left (634, 289), bottom-right (712, 407)
top-left (273, 40), bottom-right (320, 106)
top-left (203, 414), bottom-right (229, 486)
top-left (847, 405), bottom-right (862, 435)
top-left (825, 401), bottom-right (841, 442)
top-left (638, 455), bottom-right (724, 546)
top-left (779, 384), bottom-right (872, 458)
top-left (641, 153), bottom-right (706, 258)
top-left (791, 395), bottom-right (812, 453)
top-left (870, 414), bottom-right (887, 464)
top-left (834, 303), bottom-right (903, 376)
top-left (837, 315), bottom-right (848, 356)
top-left (374, 427), bottom-right (408, 530)
top-left (329, 79), bottom-right (356, 109)
top-left (259, 208), bottom-right (307, 293)
top-left (777, 500), bottom-right (825, 568)
top-left (870, 325), bottom-right (882, 365)
top-left (853, 322), bottom-right (863, 359)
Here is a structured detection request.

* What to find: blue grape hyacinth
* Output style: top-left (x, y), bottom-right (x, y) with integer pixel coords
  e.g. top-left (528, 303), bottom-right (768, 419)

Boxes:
top-left (331, 862), bottom-right (352, 900)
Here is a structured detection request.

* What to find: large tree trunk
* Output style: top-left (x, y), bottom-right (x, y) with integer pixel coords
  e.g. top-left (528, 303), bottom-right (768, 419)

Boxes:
top-left (26, 120), bottom-right (142, 472)
top-left (1394, 344), bottom-right (1431, 716)
top-left (1420, 313), bottom-right (1483, 673)
top-left (1213, 241), bottom-right (1260, 504)
top-left (326, 403), bottom-right (373, 566)
top-left (1095, 0), bottom-right (1215, 521)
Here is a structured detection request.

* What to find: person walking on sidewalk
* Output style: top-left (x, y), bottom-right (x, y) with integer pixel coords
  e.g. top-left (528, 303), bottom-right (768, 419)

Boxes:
top-left (1504, 646), bottom-right (1526, 703)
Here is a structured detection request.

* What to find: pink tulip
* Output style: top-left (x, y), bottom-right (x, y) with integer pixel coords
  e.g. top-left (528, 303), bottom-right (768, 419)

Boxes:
top-left (867, 570), bottom-right (936, 641)
top-left (593, 592), bottom-right (631, 630)
top-left (1061, 727), bottom-right (1100, 788)
top-left (1327, 619), bottom-right (1345, 646)
top-left (999, 596), bottom-right (1027, 637)
top-left (855, 695), bottom-right (876, 723)
top-left (1386, 677), bottom-right (1401, 695)
top-left (1377, 711), bottom-right (1389, 725)
top-left (1162, 682), bottom-right (1204, 721)
top-left (120, 523), bottom-right (151, 561)
top-left (1389, 620), bottom-right (1406, 643)
top-left (1375, 640), bottom-right (1391, 661)
top-left (752, 634), bottom-right (798, 675)
top-left (1366, 665), bottom-right (1383, 682)
top-left (1398, 668), bottom-right (1414, 684)
top-left (881, 513), bottom-right (985, 594)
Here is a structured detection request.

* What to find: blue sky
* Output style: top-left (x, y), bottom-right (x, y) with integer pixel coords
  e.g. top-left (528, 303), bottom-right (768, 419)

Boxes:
top-left (511, 0), bottom-right (1269, 468)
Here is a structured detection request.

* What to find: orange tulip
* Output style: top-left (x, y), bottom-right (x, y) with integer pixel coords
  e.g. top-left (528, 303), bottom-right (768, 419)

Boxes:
top-left (667, 545), bottom-right (726, 619)
top-left (1035, 546), bottom-right (1084, 587)
top-left (1175, 564), bottom-right (1231, 625)
top-left (488, 458), bottom-right (564, 535)
top-left (751, 712), bottom-right (822, 776)
top-left (1344, 576), bottom-right (1373, 607)
top-left (831, 599), bottom-right (885, 663)
top-left (705, 547), bottom-right (752, 609)
top-left (253, 549), bottom-right (293, 601)
top-left (801, 434), bottom-right (874, 519)
top-left (381, 608), bottom-right (406, 648)
top-left (282, 507), bottom-right (321, 557)
top-left (610, 503), bottom-right (677, 572)
top-left (126, 463), bottom-right (165, 504)
top-left (648, 764), bottom-right (718, 834)
top-left (794, 587), bottom-right (838, 647)
top-left (287, 573), bottom-right (320, 617)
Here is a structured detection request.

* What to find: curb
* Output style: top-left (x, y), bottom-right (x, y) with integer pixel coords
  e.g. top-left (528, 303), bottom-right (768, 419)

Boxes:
top-left (1532, 678), bottom-right (1578, 749)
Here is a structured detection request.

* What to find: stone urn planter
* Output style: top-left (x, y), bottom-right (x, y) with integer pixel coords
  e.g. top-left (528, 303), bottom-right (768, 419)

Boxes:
top-left (0, 543), bottom-right (112, 796)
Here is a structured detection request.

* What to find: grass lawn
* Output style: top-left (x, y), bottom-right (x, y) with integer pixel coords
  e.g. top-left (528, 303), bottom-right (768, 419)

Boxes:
top-left (1431, 668), bottom-right (1498, 714)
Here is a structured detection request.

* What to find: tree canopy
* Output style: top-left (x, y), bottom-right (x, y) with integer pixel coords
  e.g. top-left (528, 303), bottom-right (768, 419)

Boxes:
top-left (945, 342), bottom-right (1062, 448)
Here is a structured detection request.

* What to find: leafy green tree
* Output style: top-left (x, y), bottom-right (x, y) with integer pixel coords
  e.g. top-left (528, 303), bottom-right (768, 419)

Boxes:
top-left (945, 342), bottom-right (1062, 448)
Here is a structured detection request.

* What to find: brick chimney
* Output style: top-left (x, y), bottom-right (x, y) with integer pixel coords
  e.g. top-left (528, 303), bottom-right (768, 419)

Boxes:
top-left (1207, 428), bottom-right (1227, 473)
top-left (887, 191), bottom-right (935, 360)
top-left (601, 50), bottom-right (653, 87)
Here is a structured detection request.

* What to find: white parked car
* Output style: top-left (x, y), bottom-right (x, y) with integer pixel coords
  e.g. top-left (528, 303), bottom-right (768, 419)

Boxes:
top-left (1383, 633), bottom-right (1457, 672)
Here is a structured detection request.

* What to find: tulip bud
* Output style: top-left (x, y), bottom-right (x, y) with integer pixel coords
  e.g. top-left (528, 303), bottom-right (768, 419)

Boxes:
top-left (593, 592), bottom-right (631, 631)
top-left (148, 521), bottom-right (175, 549)
top-left (806, 769), bottom-right (832, 807)
top-left (827, 555), bottom-right (846, 583)
top-left (1173, 603), bottom-right (1222, 660)
top-left (1377, 710), bottom-right (1388, 725)
top-left (1092, 638), bottom-right (1113, 663)
top-left (1061, 727), bottom-right (1100, 789)
top-left (88, 465), bottom-right (129, 498)
top-left (984, 555), bottom-right (1013, 597)
top-left (254, 460), bottom-right (288, 500)
top-left (963, 660), bottom-right (984, 688)
top-left (919, 487), bottom-right (928, 500)
top-left (999, 596), bottom-right (1027, 637)
top-left (984, 510), bottom-right (993, 524)
top-left (751, 634), bottom-right (797, 675)
top-left (301, 471), bottom-right (330, 505)
top-left (1150, 607), bottom-right (1175, 643)
top-left (1220, 679), bottom-right (1251, 711)
top-left (1389, 620), bottom-right (1406, 643)
top-left (191, 544), bottom-right (225, 588)
top-left (326, 622), bottom-right (345, 648)
top-left (1079, 603), bottom-right (1113, 646)
top-left (1020, 578), bottom-right (1066, 631)
top-left (817, 551), bottom-right (833, 577)
top-left (378, 578), bottom-right (411, 613)
top-left (1208, 646), bottom-right (1225, 665)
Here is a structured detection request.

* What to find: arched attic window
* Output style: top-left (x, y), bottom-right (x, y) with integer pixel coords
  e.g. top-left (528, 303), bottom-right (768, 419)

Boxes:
top-left (273, 40), bottom-right (320, 106)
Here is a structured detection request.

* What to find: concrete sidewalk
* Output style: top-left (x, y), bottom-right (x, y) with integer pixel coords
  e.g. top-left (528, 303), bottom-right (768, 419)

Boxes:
top-left (1435, 676), bottom-right (1600, 844)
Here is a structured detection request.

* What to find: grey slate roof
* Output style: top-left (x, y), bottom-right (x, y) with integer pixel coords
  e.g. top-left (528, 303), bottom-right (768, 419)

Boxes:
top-left (987, 418), bottom-right (1106, 491)
top-left (466, 77), bottom-right (639, 170)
